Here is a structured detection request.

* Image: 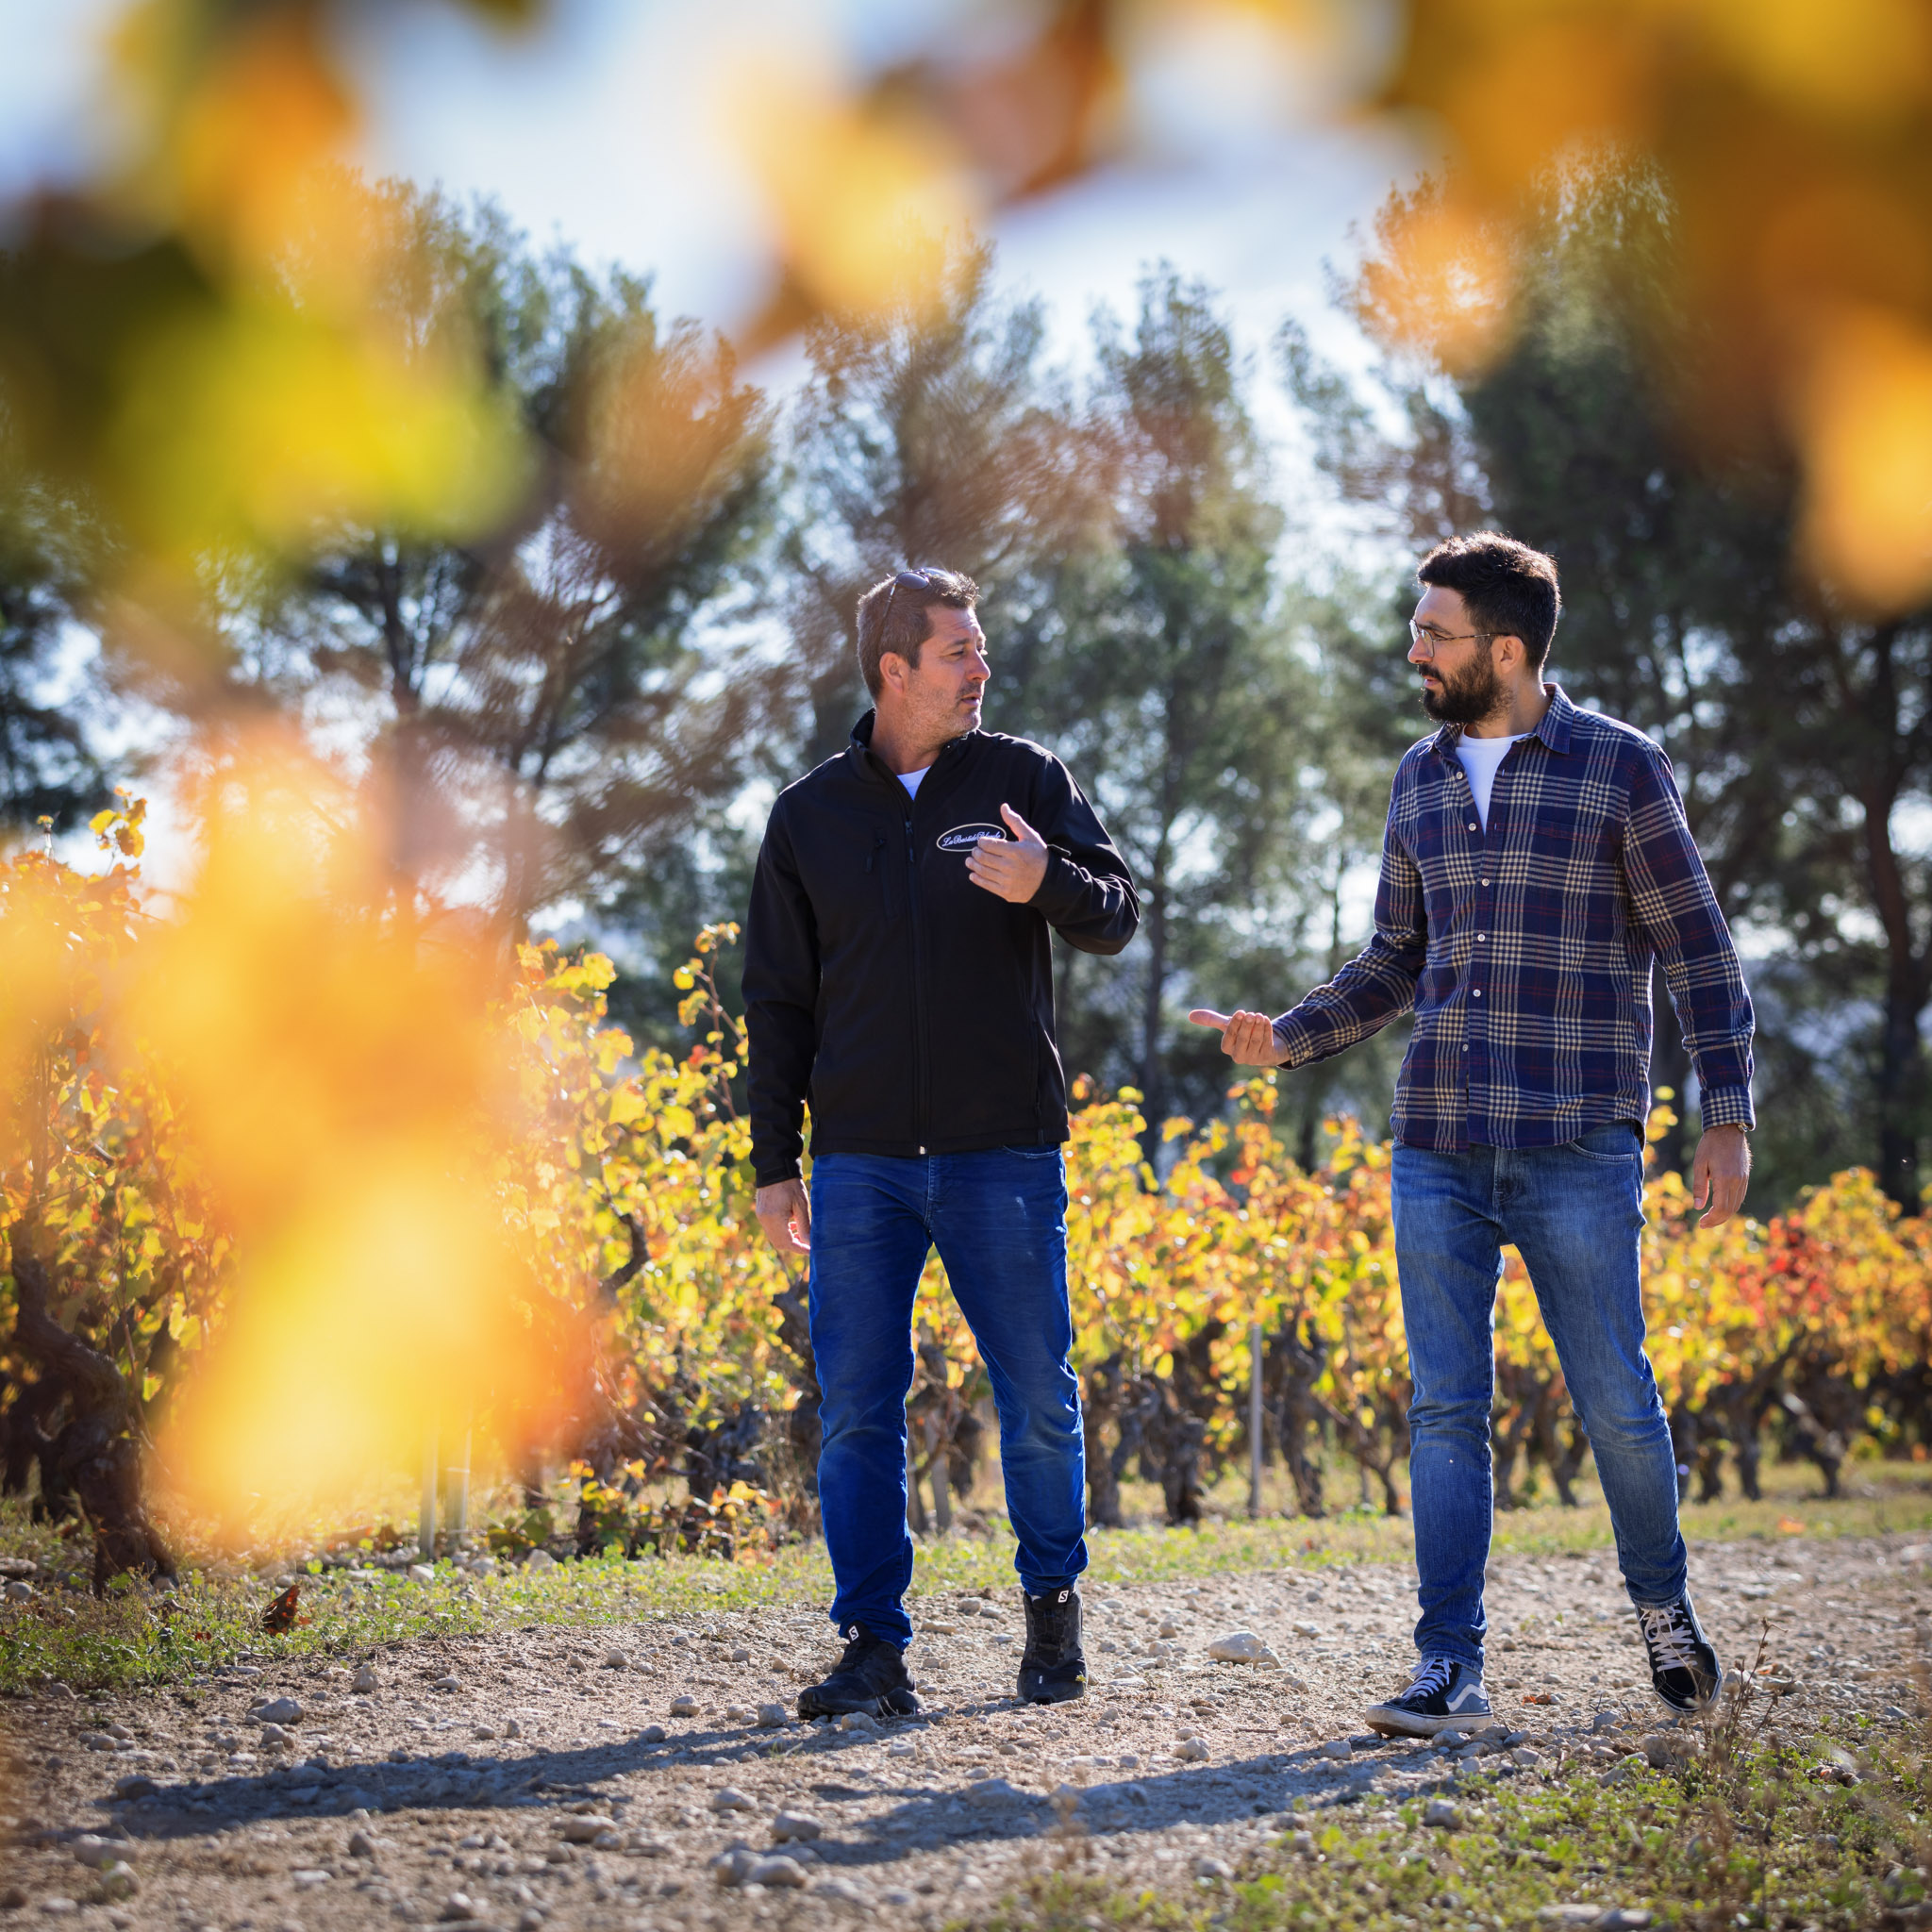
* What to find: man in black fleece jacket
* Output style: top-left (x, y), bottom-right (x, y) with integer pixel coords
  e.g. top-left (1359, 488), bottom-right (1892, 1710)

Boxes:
top-left (744, 566), bottom-right (1138, 1716)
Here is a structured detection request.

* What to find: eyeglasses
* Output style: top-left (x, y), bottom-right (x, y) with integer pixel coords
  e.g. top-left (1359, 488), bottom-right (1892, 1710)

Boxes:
top-left (880, 568), bottom-right (933, 633)
top-left (1408, 619), bottom-right (1496, 652)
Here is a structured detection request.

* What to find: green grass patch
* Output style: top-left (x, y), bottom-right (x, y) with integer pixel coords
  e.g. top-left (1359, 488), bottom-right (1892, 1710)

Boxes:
top-left (960, 1729), bottom-right (1931, 1932)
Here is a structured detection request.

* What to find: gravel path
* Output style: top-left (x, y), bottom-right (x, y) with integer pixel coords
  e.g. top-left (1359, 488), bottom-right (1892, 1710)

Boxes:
top-left (4, 1534), bottom-right (1926, 1928)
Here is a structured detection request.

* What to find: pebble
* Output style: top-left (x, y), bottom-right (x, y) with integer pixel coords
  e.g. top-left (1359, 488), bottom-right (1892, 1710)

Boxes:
top-left (712, 1848), bottom-right (759, 1888)
top-left (669, 1695), bottom-right (699, 1718)
top-left (1317, 1740), bottom-right (1353, 1760)
top-left (724, 1704), bottom-right (757, 1724)
top-left (604, 1648), bottom-right (629, 1669)
top-left (97, 1864), bottom-right (138, 1901)
top-left (407, 1564), bottom-right (434, 1583)
top-left (756, 1702), bottom-right (789, 1728)
top-left (1193, 1857), bottom-right (1232, 1881)
top-left (255, 1698), bottom-right (303, 1724)
top-left (773, 1811), bottom-right (823, 1842)
top-left (351, 1664), bottom-right (379, 1693)
top-left (639, 1724), bottom-right (668, 1742)
top-left (964, 1777), bottom-right (1022, 1806)
top-left (1290, 1831), bottom-right (1316, 1855)
top-left (559, 1813), bottom-right (620, 1842)
top-left (110, 1774), bottom-right (157, 1799)
top-left (1174, 1737), bottom-right (1210, 1761)
top-left (291, 1870), bottom-right (330, 1888)
top-left (746, 1855), bottom-right (808, 1889)
top-left (1424, 1798), bottom-right (1463, 1829)
top-left (439, 1891), bottom-right (480, 1921)
top-left (838, 1710), bottom-right (878, 1734)
top-left (3, 1580), bottom-right (31, 1601)
top-left (1641, 1732), bottom-right (1700, 1770)
top-left (711, 1787), bottom-right (758, 1812)
top-left (73, 1837), bottom-right (135, 1870)
top-left (430, 1674), bottom-right (461, 1692)
top-left (1206, 1630), bottom-right (1277, 1665)
top-left (525, 1549), bottom-right (558, 1572)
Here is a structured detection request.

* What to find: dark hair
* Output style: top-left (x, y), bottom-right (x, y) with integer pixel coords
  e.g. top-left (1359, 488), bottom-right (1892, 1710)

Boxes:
top-left (855, 567), bottom-right (979, 700)
top-left (1417, 533), bottom-right (1562, 670)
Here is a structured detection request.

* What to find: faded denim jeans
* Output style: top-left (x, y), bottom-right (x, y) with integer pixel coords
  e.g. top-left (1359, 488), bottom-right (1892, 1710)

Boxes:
top-left (1391, 1123), bottom-right (1687, 1673)
top-left (808, 1147), bottom-right (1087, 1649)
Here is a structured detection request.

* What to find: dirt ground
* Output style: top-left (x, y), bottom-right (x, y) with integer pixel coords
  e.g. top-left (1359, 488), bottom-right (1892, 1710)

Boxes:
top-left (4, 1533), bottom-right (1926, 1930)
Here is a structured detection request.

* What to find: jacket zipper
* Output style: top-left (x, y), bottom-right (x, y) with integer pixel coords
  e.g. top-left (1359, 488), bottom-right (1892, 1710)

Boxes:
top-left (906, 808), bottom-right (929, 1151)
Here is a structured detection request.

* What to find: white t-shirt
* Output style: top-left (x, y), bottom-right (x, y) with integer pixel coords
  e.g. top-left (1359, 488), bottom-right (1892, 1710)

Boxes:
top-left (898, 768), bottom-right (928, 798)
top-left (1455, 731), bottom-right (1528, 831)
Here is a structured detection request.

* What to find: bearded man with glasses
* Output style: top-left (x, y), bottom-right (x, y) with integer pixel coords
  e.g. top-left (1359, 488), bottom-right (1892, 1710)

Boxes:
top-left (745, 566), bottom-right (1139, 1718)
top-left (1191, 531), bottom-right (1755, 1735)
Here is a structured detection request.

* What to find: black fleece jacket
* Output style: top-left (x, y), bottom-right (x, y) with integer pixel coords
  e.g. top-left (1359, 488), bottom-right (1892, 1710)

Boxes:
top-left (744, 713), bottom-right (1139, 1185)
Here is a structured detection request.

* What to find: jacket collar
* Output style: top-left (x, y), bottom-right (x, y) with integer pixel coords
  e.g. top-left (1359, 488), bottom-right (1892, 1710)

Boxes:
top-left (847, 709), bottom-right (980, 783)
top-left (1430, 681), bottom-right (1576, 759)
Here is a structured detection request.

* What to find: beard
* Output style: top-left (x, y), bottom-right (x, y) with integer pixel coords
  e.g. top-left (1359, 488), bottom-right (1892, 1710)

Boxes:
top-left (1420, 646), bottom-right (1506, 725)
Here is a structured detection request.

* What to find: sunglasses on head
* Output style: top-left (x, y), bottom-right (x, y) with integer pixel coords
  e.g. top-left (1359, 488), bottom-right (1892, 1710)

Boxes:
top-left (880, 568), bottom-right (932, 631)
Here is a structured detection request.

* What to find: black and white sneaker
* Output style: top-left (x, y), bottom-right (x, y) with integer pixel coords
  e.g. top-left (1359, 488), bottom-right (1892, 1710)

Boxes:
top-left (797, 1629), bottom-right (920, 1719)
top-left (1364, 1656), bottom-right (1493, 1738)
top-left (1634, 1592), bottom-right (1724, 1714)
top-left (1018, 1586), bottom-right (1087, 1704)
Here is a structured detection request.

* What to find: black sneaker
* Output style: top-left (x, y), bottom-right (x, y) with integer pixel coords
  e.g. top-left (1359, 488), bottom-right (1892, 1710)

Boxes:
top-left (797, 1629), bottom-right (920, 1719)
top-left (1018, 1586), bottom-right (1087, 1704)
top-left (1634, 1592), bottom-right (1724, 1713)
top-left (1364, 1656), bottom-right (1493, 1738)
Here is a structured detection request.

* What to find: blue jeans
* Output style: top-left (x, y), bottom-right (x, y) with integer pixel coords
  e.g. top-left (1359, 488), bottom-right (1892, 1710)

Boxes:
top-left (808, 1148), bottom-right (1088, 1648)
top-left (1391, 1123), bottom-right (1687, 1672)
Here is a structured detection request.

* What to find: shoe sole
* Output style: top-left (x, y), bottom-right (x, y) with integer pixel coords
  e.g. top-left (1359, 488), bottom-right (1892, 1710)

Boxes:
top-left (1018, 1673), bottom-right (1087, 1705)
top-left (796, 1686), bottom-right (921, 1720)
top-left (1364, 1706), bottom-right (1498, 1739)
top-left (1651, 1659), bottom-right (1725, 1717)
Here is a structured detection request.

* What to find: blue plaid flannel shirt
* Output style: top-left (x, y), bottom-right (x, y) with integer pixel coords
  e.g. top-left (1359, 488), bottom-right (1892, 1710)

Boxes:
top-left (1274, 685), bottom-right (1756, 1149)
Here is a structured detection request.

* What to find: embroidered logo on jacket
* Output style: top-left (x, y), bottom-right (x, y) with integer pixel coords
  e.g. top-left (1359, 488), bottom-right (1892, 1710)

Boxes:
top-left (936, 823), bottom-right (1009, 853)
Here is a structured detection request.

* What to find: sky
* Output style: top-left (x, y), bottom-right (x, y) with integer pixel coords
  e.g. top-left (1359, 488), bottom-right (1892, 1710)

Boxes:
top-left (0, 0), bottom-right (1419, 387)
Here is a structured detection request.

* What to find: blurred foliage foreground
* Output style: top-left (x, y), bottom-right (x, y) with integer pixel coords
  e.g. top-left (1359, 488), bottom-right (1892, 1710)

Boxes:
top-left (1, 788), bottom-right (1929, 1595)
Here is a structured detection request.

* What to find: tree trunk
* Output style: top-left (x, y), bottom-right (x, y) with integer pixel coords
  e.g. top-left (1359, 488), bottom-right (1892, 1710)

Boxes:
top-left (1875, 959), bottom-right (1927, 1212)
top-left (1082, 1360), bottom-right (1124, 1528)
top-left (8, 1217), bottom-right (175, 1591)
top-left (1137, 842), bottom-right (1171, 1163)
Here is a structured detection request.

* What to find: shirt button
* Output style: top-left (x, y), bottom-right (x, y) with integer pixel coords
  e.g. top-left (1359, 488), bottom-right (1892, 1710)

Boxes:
top-left (1481, 877), bottom-right (1490, 886)
top-left (1476, 933), bottom-right (1486, 941)
top-left (1473, 989), bottom-right (1482, 998)
top-left (1467, 822), bottom-right (1477, 831)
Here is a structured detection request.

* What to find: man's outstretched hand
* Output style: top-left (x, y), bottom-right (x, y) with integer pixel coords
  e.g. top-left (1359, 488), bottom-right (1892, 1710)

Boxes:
top-left (756, 1178), bottom-right (811, 1257)
top-left (966, 805), bottom-right (1049, 903)
top-left (1690, 1124), bottom-right (1751, 1228)
top-left (1187, 1008), bottom-right (1284, 1067)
